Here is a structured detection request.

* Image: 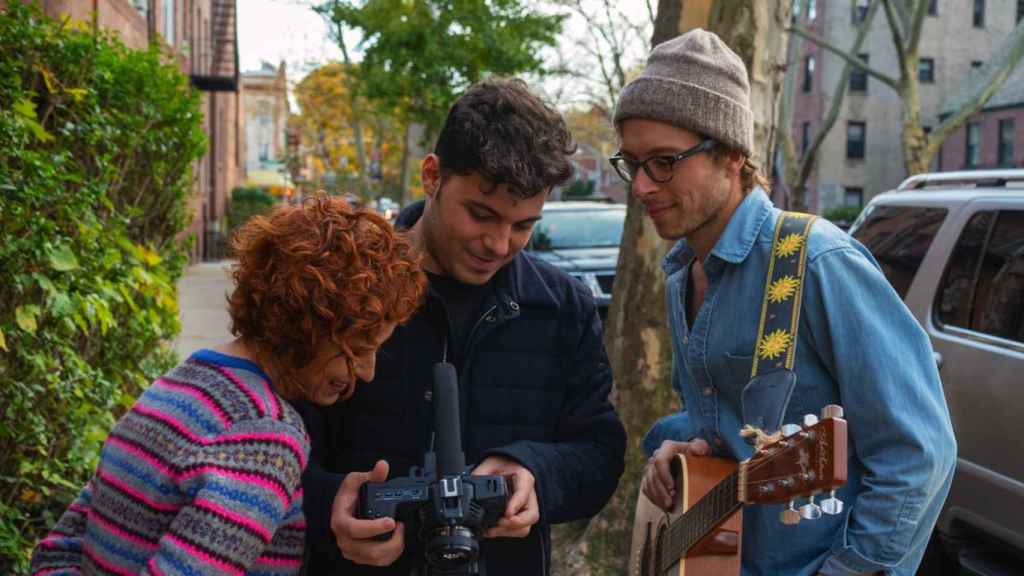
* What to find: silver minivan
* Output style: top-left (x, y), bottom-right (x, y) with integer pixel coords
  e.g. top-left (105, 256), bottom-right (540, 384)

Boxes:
top-left (849, 170), bottom-right (1024, 575)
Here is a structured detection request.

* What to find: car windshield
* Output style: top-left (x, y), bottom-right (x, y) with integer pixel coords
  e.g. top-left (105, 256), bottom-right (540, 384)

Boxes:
top-left (532, 208), bottom-right (625, 251)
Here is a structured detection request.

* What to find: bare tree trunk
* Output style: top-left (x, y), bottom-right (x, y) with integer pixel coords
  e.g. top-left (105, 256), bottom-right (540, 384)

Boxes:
top-left (549, 2), bottom-right (789, 574)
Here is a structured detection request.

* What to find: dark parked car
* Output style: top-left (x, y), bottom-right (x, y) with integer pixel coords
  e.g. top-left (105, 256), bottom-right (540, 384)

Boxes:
top-left (849, 169), bottom-right (1024, 576)
top-left (527, 201), bottom-right (626, 318)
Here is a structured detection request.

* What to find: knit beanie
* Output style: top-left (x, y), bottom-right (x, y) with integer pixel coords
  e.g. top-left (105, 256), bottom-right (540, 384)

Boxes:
top-left (614, 28), bottom-right (753, 157)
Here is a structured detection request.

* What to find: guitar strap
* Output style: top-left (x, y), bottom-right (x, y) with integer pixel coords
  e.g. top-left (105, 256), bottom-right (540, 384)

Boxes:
top-left (740, 212), bottom-right (817, 433)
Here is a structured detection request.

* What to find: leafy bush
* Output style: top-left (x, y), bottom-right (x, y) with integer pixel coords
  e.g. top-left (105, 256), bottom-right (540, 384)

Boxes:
top-left (227, 186), bottom-right (277, 238)
top-left (563, 178), bottom-right (596, 199)
top-left (0, 4), bottom-right (205, 572)
top-left (822, 205), bottom-right (864, 230)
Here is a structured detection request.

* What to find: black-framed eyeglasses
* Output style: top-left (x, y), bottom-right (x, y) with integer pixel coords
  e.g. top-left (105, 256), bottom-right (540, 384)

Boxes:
top-left (608, 139), bottom-right (718, 184)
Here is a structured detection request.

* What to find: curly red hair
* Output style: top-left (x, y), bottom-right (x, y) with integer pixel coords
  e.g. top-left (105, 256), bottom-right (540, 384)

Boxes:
top-left (228, 195), bottom-right (426, 400)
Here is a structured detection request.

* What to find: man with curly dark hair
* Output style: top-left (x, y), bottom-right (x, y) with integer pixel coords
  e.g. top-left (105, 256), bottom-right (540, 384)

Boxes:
top-left (301, 78), bottom-right (627, 575)
top-left (31, 196), bottom-right (426, 576)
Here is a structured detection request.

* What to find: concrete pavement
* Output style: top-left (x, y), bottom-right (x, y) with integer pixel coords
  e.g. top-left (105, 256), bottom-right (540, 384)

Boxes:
top-left (173, 261), bottom-right (234, 358)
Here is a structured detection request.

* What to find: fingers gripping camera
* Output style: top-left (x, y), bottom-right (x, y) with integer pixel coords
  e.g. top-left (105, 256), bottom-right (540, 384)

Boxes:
top-left (357, 363), bottom-right (509, 575)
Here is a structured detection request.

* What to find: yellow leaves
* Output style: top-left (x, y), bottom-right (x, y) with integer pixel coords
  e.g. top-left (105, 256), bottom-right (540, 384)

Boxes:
top-left (15, 305), bottom-right (41, 334)
top-left (775, 233), bottom-right (805, 258)
top-left (0, 327), bottom-right (7, 351)
top-left (758, 329), bottom-right (791, 360)
top-left (13, 97), bottom-right (54, 143)
top-left (768, 275), bottom-right (799, 303)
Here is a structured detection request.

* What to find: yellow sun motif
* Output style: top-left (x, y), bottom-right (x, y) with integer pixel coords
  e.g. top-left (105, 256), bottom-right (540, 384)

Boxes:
top-left (768, 275), bottom-right (800, 303)
top-left (758, 329), bottom-right (791, 360)
top-left (775, 233), bottom-right (805, 258)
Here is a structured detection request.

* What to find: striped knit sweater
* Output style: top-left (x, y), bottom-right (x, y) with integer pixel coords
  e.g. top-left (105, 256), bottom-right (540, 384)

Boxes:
top-left (30, 350), bottom-right (311, 576)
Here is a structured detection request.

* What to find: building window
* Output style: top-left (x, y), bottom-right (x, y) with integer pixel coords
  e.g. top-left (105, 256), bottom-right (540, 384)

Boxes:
top-left (966, 122), bottom-right (981, 168)
top-left (802, 122), bottom-right (811, 154)
top-left (847, 121), bottom-right (866, 159)
top-left (971, 61), bottom-right (983, 70)
top-left (999, 119), bottom-right (1015, 166)
top-left (803, 56), bottom-right (815, 93)
top-left (162, 0), bottom-right (174, 45)
top-left (918, 58), bottom-right (935, 83)
top-left (808, 0), bottom-right (817, 20)
top-left (929, 0), bottom-right (938, 15)
top-left (853, 0), bottom-right (869, 23)
top-left (259, 143), bottom-right (270, 163)
top-left (844, 187), bottom-right (864, 207)
top-left (1018, 0), bottom-right (1024, 23)
top-left (850, 54), bottom-right (869, 92)
top-left (792, 0), bottom-right (801, 21)
top-left (974, 0), bottom-right (985, 27)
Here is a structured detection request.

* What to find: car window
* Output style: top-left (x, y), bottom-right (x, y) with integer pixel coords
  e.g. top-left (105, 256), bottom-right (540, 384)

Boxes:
top-left (850, 204), bottom-right (947, 298)
top-left (531, 209), bottom-right (625, 251)
top-left (938, 209), bottom-right (1024, 343)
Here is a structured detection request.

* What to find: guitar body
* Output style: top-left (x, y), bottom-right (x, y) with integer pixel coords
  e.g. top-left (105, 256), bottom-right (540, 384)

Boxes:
top-left (630, 454), bottom-right (743, 576)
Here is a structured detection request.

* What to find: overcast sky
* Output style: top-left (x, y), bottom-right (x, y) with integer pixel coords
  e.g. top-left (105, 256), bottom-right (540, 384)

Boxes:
top-left (238, 0), bottom-right (341, 76)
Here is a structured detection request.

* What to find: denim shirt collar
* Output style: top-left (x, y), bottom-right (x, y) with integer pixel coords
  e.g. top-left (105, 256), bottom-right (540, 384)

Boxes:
top-left (662, 187), bottom-right (773, 275)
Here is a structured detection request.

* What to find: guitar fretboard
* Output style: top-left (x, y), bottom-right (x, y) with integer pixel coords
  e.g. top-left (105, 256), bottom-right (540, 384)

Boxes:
top-left (658, 470), bottom-right (742, 572)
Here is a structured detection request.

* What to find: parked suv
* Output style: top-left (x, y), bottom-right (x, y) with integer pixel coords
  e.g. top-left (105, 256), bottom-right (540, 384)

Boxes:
top-left (848, 169), bottom-right (1024, 575)
top-left (526, 201), bottom-right (626, 319)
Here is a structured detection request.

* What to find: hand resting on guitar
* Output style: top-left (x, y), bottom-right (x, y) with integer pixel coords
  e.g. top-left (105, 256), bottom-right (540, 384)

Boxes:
top-left (643, 438), bottom-right (711, 511)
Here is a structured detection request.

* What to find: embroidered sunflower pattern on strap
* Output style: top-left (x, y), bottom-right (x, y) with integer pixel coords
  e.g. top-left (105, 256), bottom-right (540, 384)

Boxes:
top-left (751, 212), bottom-right (817, 378)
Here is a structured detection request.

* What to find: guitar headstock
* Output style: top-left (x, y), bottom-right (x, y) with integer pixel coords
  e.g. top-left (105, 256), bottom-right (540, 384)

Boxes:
top-left (738, 404), bottom-right (847, 508)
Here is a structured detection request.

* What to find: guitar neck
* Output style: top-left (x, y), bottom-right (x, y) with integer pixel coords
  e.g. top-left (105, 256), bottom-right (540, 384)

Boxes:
top-left (658, 470), bottom-right (741, 573)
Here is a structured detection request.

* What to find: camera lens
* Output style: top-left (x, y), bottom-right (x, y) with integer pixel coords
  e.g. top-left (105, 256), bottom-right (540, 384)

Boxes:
top-left (425, 525), bottom-right (478, 570)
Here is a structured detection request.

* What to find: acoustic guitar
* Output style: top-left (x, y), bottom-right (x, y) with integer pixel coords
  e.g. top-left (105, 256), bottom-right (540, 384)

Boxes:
top-left (629, 405), bottom-right (848, 576)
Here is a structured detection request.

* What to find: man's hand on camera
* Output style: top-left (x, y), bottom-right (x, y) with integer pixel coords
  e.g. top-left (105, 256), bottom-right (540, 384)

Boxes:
top-left (473, 456), bottom-right (539, 538)
top-left (330, 459), bottom-right (405, 566)
top-left (642, 438), bottom-right (710, 511)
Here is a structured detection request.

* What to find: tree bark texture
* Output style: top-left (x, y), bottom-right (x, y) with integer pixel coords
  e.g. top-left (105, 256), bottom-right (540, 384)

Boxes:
top-left (548, 2), bottom-right (789, 574)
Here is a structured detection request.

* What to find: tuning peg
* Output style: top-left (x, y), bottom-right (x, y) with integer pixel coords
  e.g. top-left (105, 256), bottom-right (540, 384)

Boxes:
top-left (780, 500), bottom-right (801, 525)
top-left (803, 413), bottom-right (819, 427)
top-left (799, 494), bottom-right (823, 520)
top-left (820, 489), bottom-right (844, 515)
top-left (821, 404), bottom-right (844, 419)
top-left (781, 423), bottom-right (801, 437)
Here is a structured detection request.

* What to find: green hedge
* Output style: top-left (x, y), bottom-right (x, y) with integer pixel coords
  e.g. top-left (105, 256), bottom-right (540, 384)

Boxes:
top-left (0, 4), bottom-right (206, 572)
top-left (227, 186), bottom-right (277, 239)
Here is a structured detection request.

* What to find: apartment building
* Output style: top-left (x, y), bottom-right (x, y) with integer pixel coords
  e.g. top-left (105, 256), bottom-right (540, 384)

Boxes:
top-left (240, 62), bottom-right (291, 197)
top-left (10, 0), bottom-right (240, 261)
top-left (786, 0), bottom-right (1021, 212)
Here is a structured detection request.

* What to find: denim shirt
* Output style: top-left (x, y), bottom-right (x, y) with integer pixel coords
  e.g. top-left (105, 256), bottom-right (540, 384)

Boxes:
top-left (643, 189), bottom-right (956, 576)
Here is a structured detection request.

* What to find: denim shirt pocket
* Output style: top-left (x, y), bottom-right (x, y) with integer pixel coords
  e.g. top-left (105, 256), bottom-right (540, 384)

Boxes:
top-left (718, 351), bottom-right (754, 400)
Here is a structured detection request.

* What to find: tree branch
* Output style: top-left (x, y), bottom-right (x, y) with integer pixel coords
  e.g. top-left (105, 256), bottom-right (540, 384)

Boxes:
top-left (787, 24), bottom-right (899, 89)
top-left (929, 18), bottom-right (1024, 156)
top-left (881, 0), bottom-right (908, 77)
top-left (906, 0), bottom-right (930, 53)
top-left (796, 0), bottom-right (882, 192)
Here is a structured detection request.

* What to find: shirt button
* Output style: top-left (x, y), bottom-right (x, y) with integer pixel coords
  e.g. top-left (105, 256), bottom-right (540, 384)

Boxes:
top-left (683, 336), bottom-right (689, 344)
top-left (702, 387), bottom-right (713, 396)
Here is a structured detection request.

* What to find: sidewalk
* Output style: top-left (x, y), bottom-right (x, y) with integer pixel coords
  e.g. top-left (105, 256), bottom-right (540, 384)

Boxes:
top-left (174, 261), bottom-right (234, 358)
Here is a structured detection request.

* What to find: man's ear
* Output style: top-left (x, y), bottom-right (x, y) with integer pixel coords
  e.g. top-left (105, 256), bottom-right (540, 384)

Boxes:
top-left (422, 154), bottom-right (441, 200)
top-left (726, 149), bottom-right (745, 176)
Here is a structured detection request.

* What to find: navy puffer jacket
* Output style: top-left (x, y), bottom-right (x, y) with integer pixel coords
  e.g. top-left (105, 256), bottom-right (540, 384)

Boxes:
top-left (299, 202), bottom-right (626, 575)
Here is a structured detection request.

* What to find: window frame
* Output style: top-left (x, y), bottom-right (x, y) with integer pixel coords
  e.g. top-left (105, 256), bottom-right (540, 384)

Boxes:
top-left (966, 122), bottom-right (981, 168)
top-left (998, 118), bottom-right (1015, 167)
top-left (847, 121), bottom-right (867, 160)
top-left (803, 55), bottom-right (815, 93)
top-left (932, 205), bottom-right (1024, 352)
top-left (918, 57), bottom-right (935, 83)
top-left (974, 0), bottom-right (986, 28)
top-left (850, 53), bottom-right (869, 92)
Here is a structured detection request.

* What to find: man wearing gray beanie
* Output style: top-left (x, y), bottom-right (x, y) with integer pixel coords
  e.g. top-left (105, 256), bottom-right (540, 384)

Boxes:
top-left (614, 29), bottom-right (955, 576)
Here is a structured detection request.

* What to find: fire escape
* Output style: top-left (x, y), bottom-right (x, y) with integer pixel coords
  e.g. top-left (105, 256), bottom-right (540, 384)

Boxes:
top-left (190, 0), bottom-right (238, 92)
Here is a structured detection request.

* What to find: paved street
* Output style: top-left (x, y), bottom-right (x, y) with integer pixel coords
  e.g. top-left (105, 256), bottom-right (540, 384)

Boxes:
top-left (174, 261), bottom-right (234, 358)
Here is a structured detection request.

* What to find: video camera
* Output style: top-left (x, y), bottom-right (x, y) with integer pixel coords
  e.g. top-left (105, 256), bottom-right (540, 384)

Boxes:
top-left (357, 363), bottom-right (509, 575)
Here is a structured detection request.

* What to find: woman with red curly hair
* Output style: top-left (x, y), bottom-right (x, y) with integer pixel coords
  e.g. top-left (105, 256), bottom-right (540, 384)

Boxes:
top-left (31, 196), bottom-right (426, 576)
